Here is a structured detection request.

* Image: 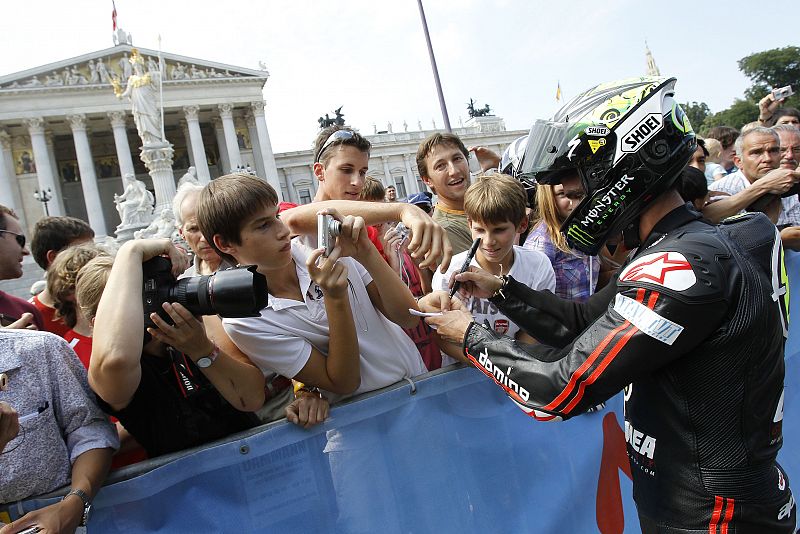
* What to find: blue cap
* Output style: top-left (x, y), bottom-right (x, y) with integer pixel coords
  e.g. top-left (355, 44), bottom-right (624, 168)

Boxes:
top-left (406, 191), bottom-right (433, 208)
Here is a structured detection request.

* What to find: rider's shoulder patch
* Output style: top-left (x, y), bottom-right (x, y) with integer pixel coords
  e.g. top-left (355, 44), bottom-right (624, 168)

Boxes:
top-left (618, 251), bottom-right (696, 291)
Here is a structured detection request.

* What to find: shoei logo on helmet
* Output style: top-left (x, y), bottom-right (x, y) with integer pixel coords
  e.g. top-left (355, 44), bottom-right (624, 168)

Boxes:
top-left (622, 113), bottom-right (663, 153)
top-left (585, 125), bottom-right (610, 136)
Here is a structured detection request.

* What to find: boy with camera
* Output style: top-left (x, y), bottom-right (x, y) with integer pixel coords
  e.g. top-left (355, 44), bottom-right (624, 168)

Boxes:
top-left (432, 174), bottom-right (555, 362)
top-left (197, 173), bottom-right (427, 400)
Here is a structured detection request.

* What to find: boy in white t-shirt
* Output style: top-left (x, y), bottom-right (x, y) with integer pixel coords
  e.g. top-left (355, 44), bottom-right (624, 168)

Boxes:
top-left (196, 173), bottom-right (427, 401)
top-left (433, 173), bottom-right (555, 361)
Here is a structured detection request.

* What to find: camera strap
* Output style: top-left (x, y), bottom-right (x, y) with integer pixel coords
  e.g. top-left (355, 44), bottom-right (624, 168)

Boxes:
top-left (168, 347), bottom-right (205, 398)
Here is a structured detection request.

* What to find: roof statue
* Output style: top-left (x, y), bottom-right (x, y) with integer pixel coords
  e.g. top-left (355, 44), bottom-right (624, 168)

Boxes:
top-left (467, 98), bottom-right (492, 118)
top-left (318, 106), bottom-right (346, 129)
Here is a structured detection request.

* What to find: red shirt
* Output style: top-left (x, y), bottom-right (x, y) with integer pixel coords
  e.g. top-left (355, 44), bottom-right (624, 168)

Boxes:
top-left (30, 293), bottom-right (70, 337)
top-left (63, 328), bottom-right (93, 369)
top-left (0, 291), bottom-right (44, 330)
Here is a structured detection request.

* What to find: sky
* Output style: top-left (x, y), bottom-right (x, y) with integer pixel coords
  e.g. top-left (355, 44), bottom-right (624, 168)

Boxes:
top-left (0, 0), bottom-right (795, 153)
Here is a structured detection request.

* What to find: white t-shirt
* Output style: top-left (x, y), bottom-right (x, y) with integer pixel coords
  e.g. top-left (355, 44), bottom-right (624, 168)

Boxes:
top-left (224, 239), bottom-right (426, 398)
top-left (433, 245), bottom-right (555, 361)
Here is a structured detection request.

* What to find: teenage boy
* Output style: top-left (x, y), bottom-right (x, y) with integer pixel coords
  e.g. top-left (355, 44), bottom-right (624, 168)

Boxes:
top-left (432, 174), bottom-right (555, 362)
top-left (416, 132), bottom-right (474, 254)
top-left (29, 216), bottom-right (95, 336)
top-left (197, 173), bottom-right (427, 399)
top-left (281, 126), bottom-right (453, 272)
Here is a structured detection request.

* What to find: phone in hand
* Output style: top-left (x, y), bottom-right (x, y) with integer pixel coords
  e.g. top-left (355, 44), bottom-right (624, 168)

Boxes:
top-left (773, 85), bottom-right (794, 101)
top-left (468, 151), bottom-right (481, 174)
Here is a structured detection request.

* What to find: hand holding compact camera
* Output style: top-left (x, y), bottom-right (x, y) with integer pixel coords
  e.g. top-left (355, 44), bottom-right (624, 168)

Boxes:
top-left (317, 213), bottom-right (342, 257)
top-left (773, 85), bottom-right (794, 102)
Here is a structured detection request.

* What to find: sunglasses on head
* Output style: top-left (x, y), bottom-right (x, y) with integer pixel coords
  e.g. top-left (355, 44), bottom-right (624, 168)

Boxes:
top-left (315, 130), bottom-right (355, 163)
top-left (0, 230), bottom-right (25, 248)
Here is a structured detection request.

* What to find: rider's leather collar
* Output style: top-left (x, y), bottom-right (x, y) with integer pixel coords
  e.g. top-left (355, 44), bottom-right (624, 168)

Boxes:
top-left (641, 203), bottom-right (705, 250)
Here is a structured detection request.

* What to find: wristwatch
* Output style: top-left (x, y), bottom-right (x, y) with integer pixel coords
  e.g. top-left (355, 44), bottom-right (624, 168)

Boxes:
top-left (63, 488), bottom-right (91, 526)
top-left (196, 343), bottom-right (220, 369)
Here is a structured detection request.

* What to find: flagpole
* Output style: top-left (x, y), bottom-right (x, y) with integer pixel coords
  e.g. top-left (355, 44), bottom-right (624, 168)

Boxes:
top-left (416, 0), bottom-right (451, 132)
top-left (158, 34), bottom-right (166, 143)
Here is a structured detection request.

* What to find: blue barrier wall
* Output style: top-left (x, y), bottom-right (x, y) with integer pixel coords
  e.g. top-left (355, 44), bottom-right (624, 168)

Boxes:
top-left (16, 251), bottom-right (800, 533)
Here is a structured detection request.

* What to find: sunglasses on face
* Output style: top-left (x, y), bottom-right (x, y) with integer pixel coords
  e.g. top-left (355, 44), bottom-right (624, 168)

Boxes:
top-left (315, 130), bottom-right (355, 163)
top-left (0, 229), bottom-right (25, 248)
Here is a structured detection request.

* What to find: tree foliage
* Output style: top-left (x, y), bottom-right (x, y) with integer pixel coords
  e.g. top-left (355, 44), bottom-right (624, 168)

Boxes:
top-left (682, 101), bottom-right (711, 132)
top-left (700, 46), bottom-right (800, 132)
top-left (738, 46), bottom-right (800, 94)
top-left (700, 99), bottom-right (759, 134)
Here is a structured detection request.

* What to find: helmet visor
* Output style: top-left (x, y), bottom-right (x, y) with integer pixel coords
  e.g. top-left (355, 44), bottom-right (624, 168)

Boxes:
top-left (517, 119), bottom-right (573, 183)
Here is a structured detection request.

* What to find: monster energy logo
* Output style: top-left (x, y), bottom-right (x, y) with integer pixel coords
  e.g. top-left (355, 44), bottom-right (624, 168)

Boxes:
top-left (578, 174), bottom-right (635, 228)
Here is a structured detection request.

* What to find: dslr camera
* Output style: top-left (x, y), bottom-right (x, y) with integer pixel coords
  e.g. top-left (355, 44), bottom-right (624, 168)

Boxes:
top-left (317, 213), bottom-right (342, 256)
top-left (142, 256), bottom-right (268, 327)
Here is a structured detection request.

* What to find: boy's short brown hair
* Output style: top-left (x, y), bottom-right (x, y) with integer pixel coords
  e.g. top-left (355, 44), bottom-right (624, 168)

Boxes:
top-left (359, 176), bottom-right (386, 202)
top-left (31, 216), bottom-right (95, 270)
top-left (415, 132), bottom-right (469, 179)
top-left (313, 125), bottom-right (372, 167)
top-left (197, 173), bottom-right (278, 264)
top-left (464, 173), bottom-right (527, 226)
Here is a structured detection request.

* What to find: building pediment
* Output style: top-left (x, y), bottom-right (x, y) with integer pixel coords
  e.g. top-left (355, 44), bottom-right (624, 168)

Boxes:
top-left (0, 44), bottom-right (268, 92)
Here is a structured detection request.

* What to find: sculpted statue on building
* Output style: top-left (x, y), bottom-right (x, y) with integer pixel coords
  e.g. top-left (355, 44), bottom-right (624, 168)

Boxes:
top-left (112, 49), bottom-right (163, 146)
top-left (134, 208), bottom-right (176, 240)
top-left (96, 57), bottom-right (111, 84)
top-left (177, 166), bottom-right (199, 188)
top-left (115, 173), bottom-right (154, 227)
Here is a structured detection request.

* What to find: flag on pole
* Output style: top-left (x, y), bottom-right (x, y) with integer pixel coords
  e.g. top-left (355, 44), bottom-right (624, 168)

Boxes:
top-left (112, 0), bottom-right (118, 31)
top-left (556, 81), bottom-right (562, 102)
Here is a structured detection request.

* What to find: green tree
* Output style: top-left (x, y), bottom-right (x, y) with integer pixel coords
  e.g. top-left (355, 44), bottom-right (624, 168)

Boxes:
top-left (682, 101), bottom-right (711, 131)
top-left (739, 46), bottom-right (800, 109)
top-left (739, 46), bottom-right (800, 96)
top-left (701, 99), bottom-right (759, 133)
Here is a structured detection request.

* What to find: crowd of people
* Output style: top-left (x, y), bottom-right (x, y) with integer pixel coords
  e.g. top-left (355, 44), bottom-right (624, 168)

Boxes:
top-left (0, 75), bottom-right (797, 533)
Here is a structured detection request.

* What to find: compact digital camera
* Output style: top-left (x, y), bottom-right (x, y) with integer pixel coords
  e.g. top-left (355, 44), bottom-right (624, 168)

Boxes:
top-left (317, 213), bottom-right (342, 256)
top-left (142, 257), bottom-right (268, 328)
top-left (394, 222), bottom-right (410, 242)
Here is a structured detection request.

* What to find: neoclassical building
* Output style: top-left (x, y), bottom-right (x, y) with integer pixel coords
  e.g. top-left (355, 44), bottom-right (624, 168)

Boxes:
top-left (0, 35), bottom-right (526, 238)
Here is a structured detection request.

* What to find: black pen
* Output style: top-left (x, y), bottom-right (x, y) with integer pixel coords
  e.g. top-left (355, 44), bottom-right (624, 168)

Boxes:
top-left (449, 237), bottom-right (481, 299)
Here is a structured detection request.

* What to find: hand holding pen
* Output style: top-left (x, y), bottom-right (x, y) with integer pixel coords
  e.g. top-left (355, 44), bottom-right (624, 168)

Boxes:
top-left (449, 238), bottom-right (481, 299)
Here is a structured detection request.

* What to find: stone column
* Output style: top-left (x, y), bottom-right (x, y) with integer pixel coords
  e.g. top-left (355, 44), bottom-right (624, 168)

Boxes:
top-left (250, 101), bottom-right (283, 201)
top-left (245, 113), bottom-right (265, 180)
top-left (183, 106), bottom-right (211, 184)
top-left (403, 154), bottom-right (419, 194)
top-left (24, 117), bottom-right (62, 216)
top-left (140, 143), bottom-right (176, 214)
top-left (67, 114), bottom-right (107, 236)
top-left (0, 132), bottom-right (27, 231)
top-left (180, 120), bottom-right (196, 167)
top-left (211, 118), bottom-right (230, 174)
top-left (381, 156), bottom-right (393, 188)
top-left (45, 133), bottom-right (67, 215)
top-left (218, 104), bottom-right (241, 170)
top-left (108, 111), bottom-right (136, 179)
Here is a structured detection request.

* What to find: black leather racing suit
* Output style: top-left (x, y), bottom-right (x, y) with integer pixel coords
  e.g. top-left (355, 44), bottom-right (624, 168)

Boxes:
top-left (463, 205), bottom-right (795, 533)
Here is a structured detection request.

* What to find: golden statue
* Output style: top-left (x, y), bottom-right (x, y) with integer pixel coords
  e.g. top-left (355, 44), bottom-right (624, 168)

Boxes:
top-left (113, 48), bottom-right (162, 146)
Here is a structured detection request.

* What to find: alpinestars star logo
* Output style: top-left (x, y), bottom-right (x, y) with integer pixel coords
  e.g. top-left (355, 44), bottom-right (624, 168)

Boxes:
top-left (619, 251), bottom-right (696, 291)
